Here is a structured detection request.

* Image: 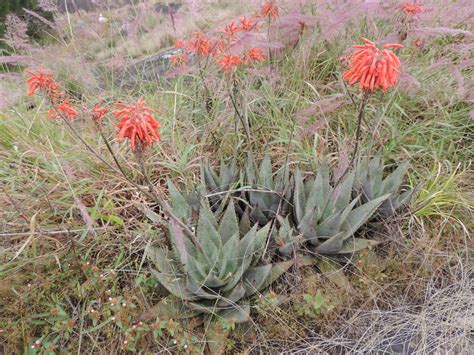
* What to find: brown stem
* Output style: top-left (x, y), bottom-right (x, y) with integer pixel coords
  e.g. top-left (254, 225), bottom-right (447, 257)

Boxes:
top-left (229, 80), bottom-right (251, 144)
top-left (49, 98), bottom-right (201, 250)
top-left (318, 91), bottom-right (371, 220)
top-left (97, 125), bottom-right (131, 181)
top-left (334, 90), bottom-right (370, 187)
top-left (56, 109), bottom-right (120, 174)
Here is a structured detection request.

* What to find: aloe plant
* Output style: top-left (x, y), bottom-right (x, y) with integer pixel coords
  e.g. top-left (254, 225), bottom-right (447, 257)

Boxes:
top-left (245, 154), bottom-right (291, 225)
top-left (292, 162), bottom-right (390, 255)
top-left (201, 159), bottom-right (242, 214)
top-left (274, 215), bottom-right (303, 256)
top-left (147, 200), bottom-right (293, 322)
top-left (354, 155), bottom-right (413, 217)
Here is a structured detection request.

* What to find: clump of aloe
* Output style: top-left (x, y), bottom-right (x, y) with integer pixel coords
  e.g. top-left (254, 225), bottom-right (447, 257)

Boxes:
top-left (147, 190), bottom-right (292, 323)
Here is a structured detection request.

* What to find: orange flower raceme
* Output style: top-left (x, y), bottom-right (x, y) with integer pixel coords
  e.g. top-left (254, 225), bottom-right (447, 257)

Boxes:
top-left (189, 32), bottom-right (211, 57)
top-left (239, 17), bottom-right (255, 31)
top-left (400, 3), bottom-right (424, 15)
top-left (208, 37), bottom-right (226, 57)
top-left (91, 103), bottom-right (109, 123)
top-left (175, 39), bottom-right (186, 49)
top-left (217, 54), bottom-right (243, 72)
top-left (47, 99), bottom-right (78, 120)
top-left (25, 67), bottom-right (61, 99)
top-left (113, 98), bottom-right (160, 150)
top-left (343, 38), bottom-right (403, 92)
top-left (222, 20), bottom-right (240, 38)
top-left (243, 48), bottom-right (266, 63)
top-left (170, 52), bottom-right (189, 66)
top-left (261, 1), bottom-right (279, 19)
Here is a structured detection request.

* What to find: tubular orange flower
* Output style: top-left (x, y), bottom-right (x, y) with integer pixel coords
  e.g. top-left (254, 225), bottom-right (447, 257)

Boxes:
top-left (175, 39), bottom-right (186, 49)
top-left (189, 32), bottom-right (211, 57)
top-left (261, 1), bottom-right (279, 19)
top-left (222, 20), bottom-right (240, 38)
top-left (400, 3), bottom-right (424, 15)
top-left (113, 98), bottom-right (160, 150)
top-left (47, 99), bottom-right (78, 120)
top-left (243, 48), bottom-right (266, 63)
top-left (25, 67), bottom-right (61, 99)
top-left (170, 52), bottom-right (189, 66)
top-left (343, 38), bottom-right (403, 92)
top-left (208, 37), bottom-right (226, 58)
top-left (239, 17), bottom-right (255, 31)
top-left (217, 54), bottom-right (243, 72)
top-left (91, 103), bottom-right (109, 123)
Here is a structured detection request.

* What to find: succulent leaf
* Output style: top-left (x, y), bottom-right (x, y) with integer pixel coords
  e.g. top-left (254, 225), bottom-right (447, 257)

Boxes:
top-left (218, 201), bottom-right (239, 244)
top-left (334, 172), bottom-right (355, 212)
top-left (293, 169), bottom-right (306, 224)
top-left (218, 283), bottom-right (247, 307)
top-left (186, 277), bottom-right (220, 300)
top-left (220, 304), bottom-right (251, 323)
top-left (344, 194), bottom-right (391, 234)
top-left (167, 179), bottom-right (191, 220)
top-left (218, 232), bottom-right (239, 280)
top-left (380, 161), bottom-right (409, 195)
top-left (355, 156), bottom-right (413, 217)
top-left (261, 260), bottom-right (294, 290)
top-left (315, 232), bottom-right (346, 254)
top-left (150, 270), bottom-right (197, 301)
top-left (243, 264), bottom-right (272, 296)
top-left (196, 204), bottom-right (222, 263)
top-left (147, 245), bottom-right (174, 274)
top-left (336, 238), bottom-right (380, 254)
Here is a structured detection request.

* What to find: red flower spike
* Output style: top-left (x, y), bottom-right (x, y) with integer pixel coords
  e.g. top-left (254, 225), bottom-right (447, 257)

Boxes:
top-left (400, 3), bottom-right (424, 15)
top-left (113, 98), bottom-right (160, 151)
top-left (170, 53), bottom-right (189, 66)
top-left (189, 32), bottom-right (211, 57)
top-left (243, 48), bottom-right (266, 64)
top-left (261, 1), bottom-right (279, 19)
top-left (48, 99), bottom-right (78, 120)
top-left (25, 67), bottom-right (61, 100)
top-left (239, 17), bottom-right (255, 31)
top-left (343, 38), bottom-right (404, 92)
top-left (92, 103), bottom-right (109, 123)
top-left (208, 37), bottom-right (226, 58)
top-left (175, 39), bottom-right (186, 49)
top-left (217, 54), bottom-right (243, 72)
top-left (222, 20), bottom-right (241, 38)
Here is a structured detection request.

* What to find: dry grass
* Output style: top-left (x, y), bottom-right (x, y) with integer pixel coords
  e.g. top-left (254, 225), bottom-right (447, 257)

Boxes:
top-left (289, 261), bottom-right (473, 354)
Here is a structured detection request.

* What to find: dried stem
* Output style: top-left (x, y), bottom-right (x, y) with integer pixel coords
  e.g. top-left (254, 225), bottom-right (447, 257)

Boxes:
top-left (229, 80), bottom-right (251, 144)
top-left (334, 90), bottom-right (371, 187)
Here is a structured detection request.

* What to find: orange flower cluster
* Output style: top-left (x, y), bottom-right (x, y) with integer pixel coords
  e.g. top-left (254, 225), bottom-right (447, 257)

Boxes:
top-left (91, 103), bottom-right (110, 123)
top-left (261, 1), bottom-right (279, 19)
top-left (113, 98), bottom-right (160, 150)
top-left (188, 32), bottom-right (213, 57)
top-left (343, 38), bottom-right (403, 92)
top-left (170, 52), bottom-right (189, 67)
top-left (217, 54), bottom-right (243, 72)
top-left (239, 17), bottom-right (256, 31)
top-left (400, 3), bottom-right (424, 15)
top-left (25, 68), bottom-right (61, 100)
top-left (221, 20), bottom-right (241, 38)
top-left (243, 48), bottom-right (266, 64)
top-left (173, 6), bottom-right (268, 68)
top-left (217, 48), bottom-right (266, 72)
top-left (47, 99), bottom-right (78, 120)
top-left (25, 68), bottom-right (79, 120)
